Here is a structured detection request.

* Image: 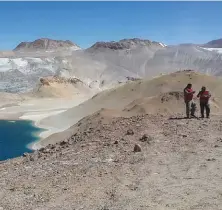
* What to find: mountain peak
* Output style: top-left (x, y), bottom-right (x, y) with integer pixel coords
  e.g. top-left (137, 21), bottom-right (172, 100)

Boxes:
top-left (202, 38), bottom-right (222, 48)
top-left (14, 38), bottom-right (81, 52)
top-left (88, 38), bottom-right (166, 51)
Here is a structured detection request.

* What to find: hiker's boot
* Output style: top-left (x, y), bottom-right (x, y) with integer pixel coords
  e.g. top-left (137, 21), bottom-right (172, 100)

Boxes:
top-left (191, 113), bottom-right (198, 119)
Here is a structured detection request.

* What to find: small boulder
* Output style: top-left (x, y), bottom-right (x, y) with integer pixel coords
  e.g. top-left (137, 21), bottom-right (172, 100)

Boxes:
top-left (206, 158), bottom-right (216, 161)
top-left (23, 153), bottom-right (29, 157)
top-left (126, 129), bottom-right (134, 135)
top-left (37, 152), bottom-right (43, 158)
top-left (134, 144), bottom-right (142, 152)
top-left (214, 145), bottom-right (219, 148)
top-left (38, 147), bottom-right (45, 153)
top-left (60, 140), bottom-right (68, 146)
top-left (139, 134), bottom-right (152, 143)
top-left (50, 144), bottom-right (56, 149)
top-left (29, 155), bottom-right (35, 161)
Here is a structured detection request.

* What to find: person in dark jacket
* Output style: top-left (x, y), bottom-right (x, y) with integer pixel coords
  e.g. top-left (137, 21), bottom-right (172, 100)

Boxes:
top-left (197, 86), bottom-right (211, 118)
top-left (184, 83), bottom-right (196, 118)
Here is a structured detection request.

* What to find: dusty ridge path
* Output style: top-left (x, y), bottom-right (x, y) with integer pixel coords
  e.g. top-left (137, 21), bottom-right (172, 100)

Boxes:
top-left (0, 114), bottom-right (222, 210)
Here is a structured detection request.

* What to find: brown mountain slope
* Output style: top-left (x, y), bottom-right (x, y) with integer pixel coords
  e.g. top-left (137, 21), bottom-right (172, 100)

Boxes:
top-left (40, 70), bottom-right (222, 138)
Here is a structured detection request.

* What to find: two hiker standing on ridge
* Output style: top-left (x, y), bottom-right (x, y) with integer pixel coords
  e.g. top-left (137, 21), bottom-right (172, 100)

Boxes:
top-left (184, 84), bottom-right (211, 118)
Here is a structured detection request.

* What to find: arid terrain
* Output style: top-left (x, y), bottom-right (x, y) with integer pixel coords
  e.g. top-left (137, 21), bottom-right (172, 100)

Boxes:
top-left (1, 36), bottom-right (222, 209)
top-left (1, 112), bottom-right (222, 210)
top-left (1, 70), bottom-right (222, 209)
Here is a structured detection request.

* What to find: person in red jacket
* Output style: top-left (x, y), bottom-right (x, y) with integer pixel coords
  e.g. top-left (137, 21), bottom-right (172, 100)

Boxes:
top-left (184, 83), bottom-right (196, 118)
top-left (197, 86), bottom-right (211, 118)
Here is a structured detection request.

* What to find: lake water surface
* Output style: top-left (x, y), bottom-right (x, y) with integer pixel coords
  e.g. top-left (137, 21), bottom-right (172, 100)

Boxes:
top-left (0, 120), bottom-right (43, 161)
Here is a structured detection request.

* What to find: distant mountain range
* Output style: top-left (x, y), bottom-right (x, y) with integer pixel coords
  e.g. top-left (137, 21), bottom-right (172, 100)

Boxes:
top-left (12, 37), bottom-right (222, 52)
top-left (14, 38), bottom-right (81, 52)
top-left (0, 37), bottom-right (222, 93)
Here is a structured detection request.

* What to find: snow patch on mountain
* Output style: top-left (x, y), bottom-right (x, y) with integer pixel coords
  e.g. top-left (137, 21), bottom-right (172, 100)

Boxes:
top-left (0, 58), bottom-right (11, 72)
top-left (159, 42), bottom-right (167, 47)
top-left (1, 37), bottom-right (222, 94)
top-left (201, 47), bottom-right (222, 54)
top-left (0, 57), bottom-right (58, 74)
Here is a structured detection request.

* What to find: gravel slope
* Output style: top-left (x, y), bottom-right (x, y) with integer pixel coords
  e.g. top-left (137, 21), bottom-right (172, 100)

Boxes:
top-left (0, 112), bottom-right (222, 210)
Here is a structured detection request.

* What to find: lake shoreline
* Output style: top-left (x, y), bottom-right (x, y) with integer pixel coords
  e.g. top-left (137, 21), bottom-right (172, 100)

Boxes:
top-left (0, 119), bottom-right (43, 161)
top-left (0, 96), bottom-right (92, 152)
top-left (0, 108), bottom-right (69, 151)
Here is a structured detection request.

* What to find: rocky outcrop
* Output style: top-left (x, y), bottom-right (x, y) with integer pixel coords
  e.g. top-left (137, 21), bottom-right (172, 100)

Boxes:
top-left (39, 78), bottom-right (50, 86)
top-left (14, 38), bottom-right (81, 51)
top-left (33, 75), bottom-right (91, 98)
top-left (39, 76), bottom-right (84, 85)
top-left (160, 91), bottom-right (184, 103)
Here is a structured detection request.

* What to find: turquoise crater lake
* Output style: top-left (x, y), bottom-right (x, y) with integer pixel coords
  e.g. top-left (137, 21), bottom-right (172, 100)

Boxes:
top-left (0, 120), bottom-right (44, 161)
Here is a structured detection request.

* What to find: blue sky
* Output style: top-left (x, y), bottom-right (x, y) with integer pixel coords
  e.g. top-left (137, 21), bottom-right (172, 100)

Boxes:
top-left (0, 1), bottom-right (222, 50)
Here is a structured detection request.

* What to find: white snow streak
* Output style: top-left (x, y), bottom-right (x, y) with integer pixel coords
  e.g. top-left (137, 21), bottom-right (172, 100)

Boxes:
top-left (202, 47), bottom-right (222, 54)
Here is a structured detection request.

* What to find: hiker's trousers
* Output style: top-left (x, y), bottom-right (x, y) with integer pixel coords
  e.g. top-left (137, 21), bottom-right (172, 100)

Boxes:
top-left (185, 100), bottom-right (196, 117)
top-left (200, 102), bottom-right (210, 117)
